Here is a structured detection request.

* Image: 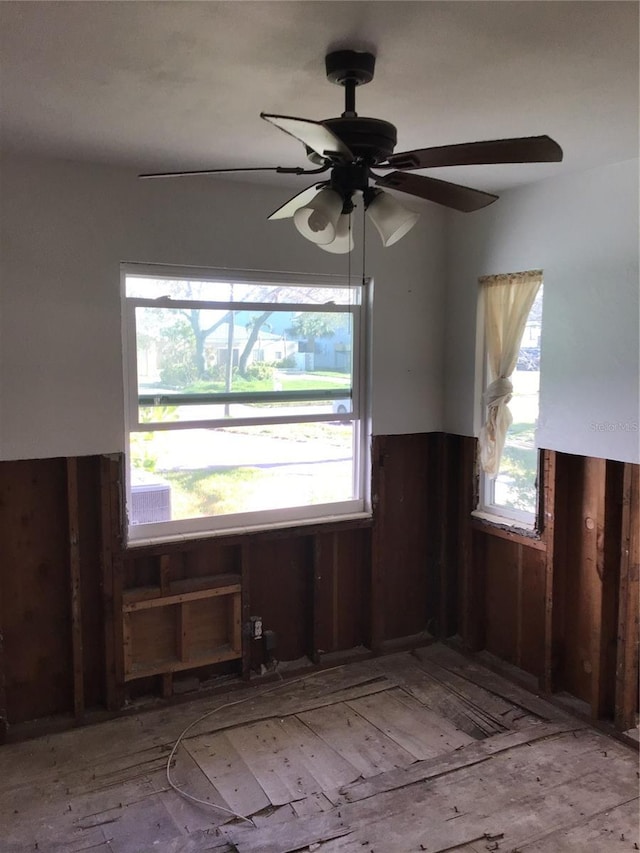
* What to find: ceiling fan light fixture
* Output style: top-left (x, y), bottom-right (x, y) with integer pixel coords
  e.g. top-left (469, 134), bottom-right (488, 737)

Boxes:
top-left (293, 188), bottom-right (344, 245)
top-left (318, 213), bottom-right (354, 254)
top-left (365, 190), bottom-right (419, 247)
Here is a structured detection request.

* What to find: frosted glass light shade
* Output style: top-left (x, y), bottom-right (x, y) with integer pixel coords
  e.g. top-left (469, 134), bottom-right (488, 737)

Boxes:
top-left (319, 214), bottom-right (354, 254)
top-left (366, 190), bottom-right (419, 247)
top-left (293, 188), bottom-right (343, 245)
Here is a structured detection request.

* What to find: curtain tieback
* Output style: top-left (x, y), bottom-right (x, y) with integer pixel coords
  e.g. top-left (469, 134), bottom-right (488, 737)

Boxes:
top-left (483, 377), bottom-right (513, 408)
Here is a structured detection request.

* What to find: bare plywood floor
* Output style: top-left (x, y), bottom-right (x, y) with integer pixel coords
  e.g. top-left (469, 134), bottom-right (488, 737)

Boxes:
top-left (2, 645), bottom-right (638, 852)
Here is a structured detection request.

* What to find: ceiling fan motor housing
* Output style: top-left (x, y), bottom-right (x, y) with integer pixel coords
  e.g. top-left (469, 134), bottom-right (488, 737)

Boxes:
top-left (324, 117), bottom-right (397, 164)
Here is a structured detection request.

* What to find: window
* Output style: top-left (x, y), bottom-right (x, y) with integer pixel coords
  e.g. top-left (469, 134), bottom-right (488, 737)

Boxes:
top-left (122, 265), bottom-right (371, 544)
top-left (476, 272), bottom-right (543, 527)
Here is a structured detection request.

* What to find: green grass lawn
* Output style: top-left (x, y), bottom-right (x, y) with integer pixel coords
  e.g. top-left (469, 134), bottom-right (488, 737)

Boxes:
top-left (185, 371), bottom-right (350, 395)
top-left (164, 466), bottom-right (266, 517)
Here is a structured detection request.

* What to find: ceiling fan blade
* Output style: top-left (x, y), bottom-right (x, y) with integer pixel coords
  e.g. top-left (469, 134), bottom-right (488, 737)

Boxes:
top-left (261, 113), bottom-right (354, 163)
top-left (139, 166), bottom-right (311, 179)
top-left (385, 136), bottom-right (563, 170)
top-left (375, 172), bottom-right (498, 213)
top-left (267, 184), bottom-right (326, 220)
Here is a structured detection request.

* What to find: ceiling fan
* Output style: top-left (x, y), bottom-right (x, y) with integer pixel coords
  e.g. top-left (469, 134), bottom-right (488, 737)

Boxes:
top-left (140, 49), bottom-right (563, 253)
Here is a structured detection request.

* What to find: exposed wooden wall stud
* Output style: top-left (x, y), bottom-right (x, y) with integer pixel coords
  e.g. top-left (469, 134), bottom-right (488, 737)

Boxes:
top-left (66, 457), bottom-right (85, 719)
top-left (615, 463), bottom-right (640, 731)
top-left (542, 449), bottom-right (557, 692)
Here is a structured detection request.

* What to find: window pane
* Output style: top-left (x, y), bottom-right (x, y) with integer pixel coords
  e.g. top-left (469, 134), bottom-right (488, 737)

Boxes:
top-left (129, 424), bottom-right (357, 524)
top-left (125, 267), bottom-right (368, 541)
top-left (492, 287), bottom-right (543, 515)
top-left (126, 276), bottom-right (358, 306)
top-left (135, 306), bottom-right (353, 422)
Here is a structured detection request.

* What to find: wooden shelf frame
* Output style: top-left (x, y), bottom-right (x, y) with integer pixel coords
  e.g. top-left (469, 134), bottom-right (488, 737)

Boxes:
top-left (122, 568), bottom-right (242, 683)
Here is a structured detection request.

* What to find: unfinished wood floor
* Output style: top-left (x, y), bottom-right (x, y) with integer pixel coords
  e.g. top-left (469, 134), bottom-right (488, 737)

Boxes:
top-left (1, 645), bottom-right (638, 853)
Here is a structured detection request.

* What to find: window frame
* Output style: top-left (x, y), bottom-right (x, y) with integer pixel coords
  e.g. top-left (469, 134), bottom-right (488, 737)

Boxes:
top-left (121, 263), bottom-right (372, 546)
top-left (474, 277), bottom-right (544, 531)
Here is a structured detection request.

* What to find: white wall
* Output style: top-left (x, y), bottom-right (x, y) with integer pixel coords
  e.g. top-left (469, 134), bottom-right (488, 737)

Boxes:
top-left (444, 158), bottom-right (639, 464)
top-left (0, 153), bottom-right (445, 460)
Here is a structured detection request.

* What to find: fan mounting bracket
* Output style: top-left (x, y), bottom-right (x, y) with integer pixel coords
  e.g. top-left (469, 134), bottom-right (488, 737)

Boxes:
top-left (325, 50), bottom-right (376, 87)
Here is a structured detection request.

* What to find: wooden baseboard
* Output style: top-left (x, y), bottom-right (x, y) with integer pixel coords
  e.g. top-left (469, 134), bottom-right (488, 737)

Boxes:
top-left (378, 632), bottom-right (435, 655)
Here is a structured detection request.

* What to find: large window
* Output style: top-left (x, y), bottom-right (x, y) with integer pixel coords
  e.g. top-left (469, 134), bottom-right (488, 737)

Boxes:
top-left (123, 265), bottom-right (371, 544)
top-left (476, 272), bottom-right (543, 527)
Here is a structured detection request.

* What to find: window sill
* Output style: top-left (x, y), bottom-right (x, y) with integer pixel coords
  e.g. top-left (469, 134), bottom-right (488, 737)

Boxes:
top-left (471, 510), bottom-right (546, 551)
top-left (124, 512), bottom-right (373, 554)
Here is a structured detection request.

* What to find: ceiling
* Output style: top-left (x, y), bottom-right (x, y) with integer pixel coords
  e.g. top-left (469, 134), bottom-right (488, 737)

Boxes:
top-left (1, 1), bottom-right (638, 193)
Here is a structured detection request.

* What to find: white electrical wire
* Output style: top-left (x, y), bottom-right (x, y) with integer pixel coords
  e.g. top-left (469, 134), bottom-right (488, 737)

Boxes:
top-left (165, 665), bottom-right (347, 825)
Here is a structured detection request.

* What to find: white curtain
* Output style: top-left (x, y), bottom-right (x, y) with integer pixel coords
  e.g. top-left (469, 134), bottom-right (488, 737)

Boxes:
top-left (479, 270), bottom-right (542, 476)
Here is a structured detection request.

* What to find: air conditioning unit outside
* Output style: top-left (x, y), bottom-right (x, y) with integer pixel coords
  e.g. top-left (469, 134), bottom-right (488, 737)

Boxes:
top-left (131, 478), bottom-right (171, 525)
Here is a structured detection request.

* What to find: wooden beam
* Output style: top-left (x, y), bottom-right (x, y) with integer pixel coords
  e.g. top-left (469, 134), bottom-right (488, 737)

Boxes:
top-left (241, 543), bottom-right (251, 679)
top-left (99, 455), bottom-right (125, 710)
top-left (0, 591), bottom-right (6, 743)
top-left (122, 583), bottom-right (242, 612)
top-left (99, 456), bottom-right (117, 710)
top-left (312, 533), bottom-right (339, 663)
top-left (159, 554), bottom-right (171, 595)
top-left (370, 435), bottom-right (387, 652)
top-left (597, 460), bottom-right (625, 719)
top-left (515, 543), bottom-right (524, 668)
top-left (437, 433), bottom-right (450, 639)
top-left (459, 438), bottom-right (483, 650)
top-left (331, 534), bottom-right (340, 652)
top-left (159, 553), bottom-right (174, 697)
top-left (123, 647), bottom-right (241, 681)
top-left (231, 591), bottom-right (243, 656)
top-left (312, 536), bottom-right (324, 664)
top-left (177, 602), bottom-right (189, 661)
top-left (470, 518), bottom-right (546, 551)
top-left (615, 463), bottom-right (640, 730)
top-left (66, 457), bottom-right (84, 719)
top-left (542, 449), bottom-right (557, 693)
top-left (584, 457), bottom-right (607, 719)
top-left (122, 611), bottom-right (133, 676)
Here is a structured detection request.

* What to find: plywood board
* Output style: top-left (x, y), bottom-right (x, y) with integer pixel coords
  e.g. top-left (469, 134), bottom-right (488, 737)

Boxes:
top-left (319, 732), bottom-right (637, 852)
top-left (2, 648), bottom-right (638, 853)
top-left (377, 654), bottom-right (507, 737)
top-left (517, 797), bottom-right (639, 851)
top-left (182, 671), bottom-right (397, 738)
top-left (298, 701), bottom-right (416, 778)
top-left (346, 687), bottom-right (475, 759)
top-left (220, 811), bottom-right (352, 853)
top-left (276, 716), bottom-right (361, 791)
top-left (161, 747), bottom-right (235, 834)
top-left (225, 719), bottom-right (323, 806)
top-left (335, 721), bottom-right (581, 805)
top-left (416, 644), bottom-right (571, 722)
top-left (184, 730), bottom-right (270, 817)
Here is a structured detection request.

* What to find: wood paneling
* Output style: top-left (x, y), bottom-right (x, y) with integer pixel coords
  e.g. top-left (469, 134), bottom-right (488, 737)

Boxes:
top-left (479, 536), bottom-right (546, 675)
top-left (520, 546), bottom-right (546, 677)
top-left (449, 441), bottom-right (639, 728)
top-left (76, 456), bottom-right (105, 710)
top-left (484, 536), bottom-right (519, 665)
top-left (313, 529), bottom-right (370, 658)
top-left (371, 434), bottom-right (433, 646)
top-left (1, 439), bottom-right (637, 734)
top-left (615, 464), bottom-right (640, 730)
top-left (0, 459), bottom-right (73, 722)
top-left (247, 536), bottom-right (314, 663)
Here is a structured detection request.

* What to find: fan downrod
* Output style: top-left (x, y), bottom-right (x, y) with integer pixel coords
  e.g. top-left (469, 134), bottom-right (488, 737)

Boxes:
top-left (326, 49), bottom-right (375, 118)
